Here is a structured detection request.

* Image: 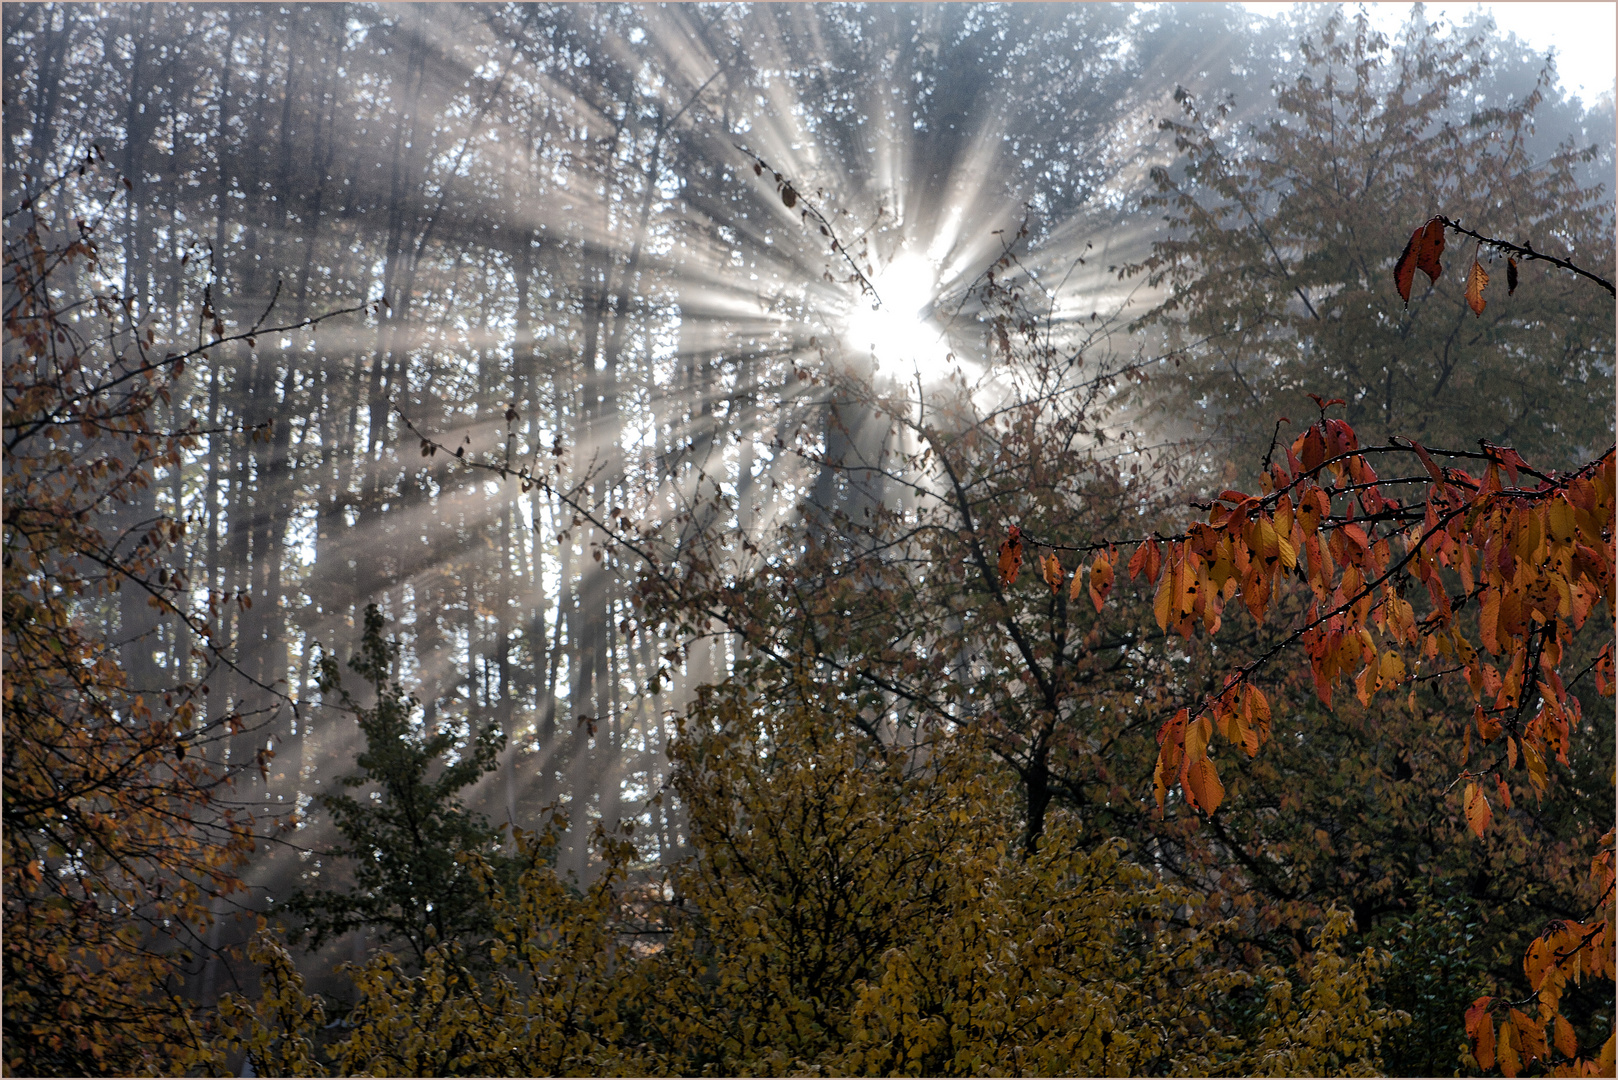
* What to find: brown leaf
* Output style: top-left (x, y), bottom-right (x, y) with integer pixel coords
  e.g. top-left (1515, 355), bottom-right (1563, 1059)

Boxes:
top-left (1507, 256), bottom-right (1519, 296)
top-left (1465, 259), bottom-right (1489, 316)
top-left (1394, 227), bottom-right (1420, 304)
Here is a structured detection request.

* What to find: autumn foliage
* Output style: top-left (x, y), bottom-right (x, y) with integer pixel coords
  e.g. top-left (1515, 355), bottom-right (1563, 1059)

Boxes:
top-left (2, 190), bottom-right (264, 1071)
top-left (982, 206), bottom-right (1618, 1071)
top-left (189, 678), bottom-right (1409, 1077)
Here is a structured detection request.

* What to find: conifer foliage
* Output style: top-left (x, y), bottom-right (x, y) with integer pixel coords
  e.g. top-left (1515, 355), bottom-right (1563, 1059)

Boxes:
top-left (282, 605), bottom-right (514, 968)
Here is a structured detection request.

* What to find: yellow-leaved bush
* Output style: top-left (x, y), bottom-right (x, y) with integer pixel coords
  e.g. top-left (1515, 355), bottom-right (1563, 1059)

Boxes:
top-left (187, 673), bottom-right (1407, 1076)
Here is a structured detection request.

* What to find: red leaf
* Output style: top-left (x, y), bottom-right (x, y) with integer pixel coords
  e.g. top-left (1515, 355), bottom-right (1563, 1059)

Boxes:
top-left (1415, 216), bottom-right (1446, 283)
top-left (1409, 439), bottom-right (1444, 482)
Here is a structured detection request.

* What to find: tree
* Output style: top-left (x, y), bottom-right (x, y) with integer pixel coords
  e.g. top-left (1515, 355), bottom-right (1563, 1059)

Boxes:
top-left (3, 153), bottom-right (368, 1072)
top-left (3, 171), bottom-right (255, 1074)
top-left (1129, 9), bottom-right (1614, 472)
top-left (282, 603), bottom-right (514, 969)
top-left (191, 671), bottom-right (1408, 1077)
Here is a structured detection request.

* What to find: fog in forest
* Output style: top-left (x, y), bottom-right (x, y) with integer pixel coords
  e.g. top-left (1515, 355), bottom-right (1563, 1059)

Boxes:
top-left (6, 1), bottom-right (1613, 1013)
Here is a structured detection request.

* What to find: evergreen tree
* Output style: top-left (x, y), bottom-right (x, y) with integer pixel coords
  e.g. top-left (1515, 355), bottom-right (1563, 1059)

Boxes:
top-left (283, 605), bottom-right (513, 968)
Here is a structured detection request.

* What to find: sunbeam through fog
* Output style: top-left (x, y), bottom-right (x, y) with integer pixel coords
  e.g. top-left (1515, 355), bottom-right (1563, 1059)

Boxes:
top-left (5, 2), bottom-right (1613, 1030)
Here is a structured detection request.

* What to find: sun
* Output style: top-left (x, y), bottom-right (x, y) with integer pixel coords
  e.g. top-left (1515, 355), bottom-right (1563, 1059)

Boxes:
top-left (844, 254), bottom-right (964, 385)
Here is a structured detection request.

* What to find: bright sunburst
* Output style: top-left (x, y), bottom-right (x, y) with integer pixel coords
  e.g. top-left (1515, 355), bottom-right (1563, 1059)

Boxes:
top-left (843, 253), bottom-right (964, 386)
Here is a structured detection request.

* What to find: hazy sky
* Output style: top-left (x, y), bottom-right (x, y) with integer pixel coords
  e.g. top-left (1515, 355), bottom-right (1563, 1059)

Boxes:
top-left (1241, 2), bottom-right (1617, 106)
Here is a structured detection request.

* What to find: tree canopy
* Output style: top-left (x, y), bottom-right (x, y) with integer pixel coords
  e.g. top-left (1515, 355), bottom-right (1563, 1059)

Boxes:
top-left (2, 4), bottom-right (1612, 1076)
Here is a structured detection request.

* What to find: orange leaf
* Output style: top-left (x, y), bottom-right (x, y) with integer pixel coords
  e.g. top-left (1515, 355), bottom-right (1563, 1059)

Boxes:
top-left (1465, 258), bottom-right (1489, 316)
top-left (1153, 709), bottom-right (1189, 814)
top-left (1553, 1014), bottom-right (1576, 1059)
top-left (1476, 1015), bottom-right (1497, 1071)
top-left (998, 525), bottom-right (1023, 586)
top-left (1496, 773), bottom-right (1512, 810)
top-left (1041, 552), bottom-right (1064, 594)
top-left (1498, 1020), bottom-right (1521, 1077)
top-left (1185, 755), bottom-right (1224, 817)
top-left (1088, 551), bottom-right (1114, 612)
top-left (1524, 933), bottom-right (1557, 992)
top-left (1467, 997), bottom-right (1497, 1071)
top-left (1508, 1008), bottom-right (1547, 1069)
top-left (1464, 781), bottom-right (1492, 838)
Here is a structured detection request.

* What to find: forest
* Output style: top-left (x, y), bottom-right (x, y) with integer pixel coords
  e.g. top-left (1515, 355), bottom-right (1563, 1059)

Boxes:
top-left (3, 3), bottom-right (1614, 1076)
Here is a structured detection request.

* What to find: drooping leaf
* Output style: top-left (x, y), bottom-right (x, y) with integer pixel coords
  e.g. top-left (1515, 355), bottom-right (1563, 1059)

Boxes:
top-left (1552, 1014), bottom-right (1575, 1059)
top-left (1394, 217), bottom-right (1448, 304)
top-left (1041, 552), bottom-right (1064, 595)
top-left (1463, 781), bottom-right (1492, 838)
top-left (1088, 551), bottom-right (1114, 612)
top-left (1415, 216), bottom-right (1446, 282)
top-left (1467, 997), bottom-right (1497, 1071)
top-left (1394, 226), bottom-right (1420, 304)
top-left (997, 525), bottom-right (1023, 586)
top-left (1465, 258), bottom-right (1489, 316)
top-left (1507, 256), bottom-right (1519, 295)
top-left (1185, 756), bottom-right (1224, 817)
